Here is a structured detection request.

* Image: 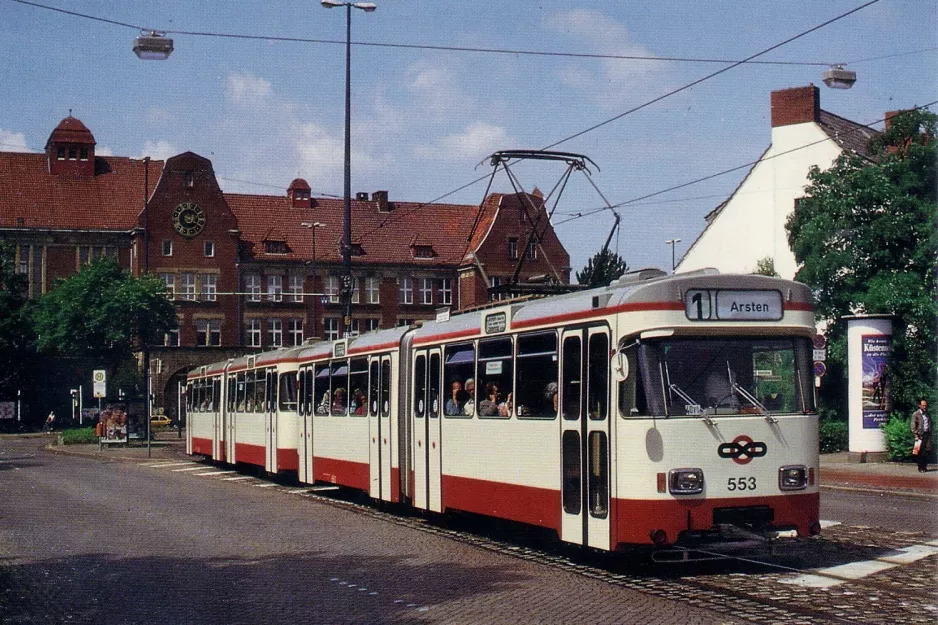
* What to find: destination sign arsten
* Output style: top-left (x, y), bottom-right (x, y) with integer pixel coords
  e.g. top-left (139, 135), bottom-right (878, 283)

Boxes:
top-left (685, 290), bottom-right (783, 321)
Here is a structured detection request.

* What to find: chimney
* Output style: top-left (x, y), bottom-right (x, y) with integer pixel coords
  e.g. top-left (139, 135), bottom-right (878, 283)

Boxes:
top-left (355, 192), bottom-right (369, 201)
top-left (372, 190), bottom-right (389, 212)
top-left (771, 85), bottom-right (820, 128)
top-left (884, 110), bottom-right (906, 131)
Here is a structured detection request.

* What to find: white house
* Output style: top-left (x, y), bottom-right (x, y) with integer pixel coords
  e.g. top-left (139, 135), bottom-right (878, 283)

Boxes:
top-left (678, 85), bottom-right (882, 279)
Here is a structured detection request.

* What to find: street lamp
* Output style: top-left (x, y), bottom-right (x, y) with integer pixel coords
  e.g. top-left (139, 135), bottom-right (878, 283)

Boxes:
top-left (822, 64), bottom-right (856, 89)
top-left (321, 0), bottom-right (376, 338)
top-left (665, 238), bottom-right (681, 273)
top-left (133, 31), bottom-right (174, 60)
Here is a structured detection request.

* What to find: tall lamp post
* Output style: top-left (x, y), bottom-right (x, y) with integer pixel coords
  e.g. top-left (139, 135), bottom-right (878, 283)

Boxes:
top-left (301, 221), bottom-right (326, 337)
top-left (665, 238), bottom-right (681, 273)
top-left (322, 0), bottom-right (376, 338)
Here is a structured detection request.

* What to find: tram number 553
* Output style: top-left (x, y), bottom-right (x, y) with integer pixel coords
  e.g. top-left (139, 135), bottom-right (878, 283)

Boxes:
top-left (727, 477), bottom-right (757, 491)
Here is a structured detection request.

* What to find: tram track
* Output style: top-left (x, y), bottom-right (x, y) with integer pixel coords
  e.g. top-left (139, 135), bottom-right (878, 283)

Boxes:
top-left (161, 459), bottom-right (933, 625)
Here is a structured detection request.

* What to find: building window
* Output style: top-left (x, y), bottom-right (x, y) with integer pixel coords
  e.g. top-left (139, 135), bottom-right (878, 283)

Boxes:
top-left (162, 240), bottom-right (173, 257)
top-left (508, 238), bottom-right (518, 259)
top-left (184, 171), bottom-right (194, 188)
top-left (351, 277), bottom-right (360, 304)
top-left (264, 241), bottom-right (288, 254)
top-left (201, 274), bottom-right (217, 302)
top-left (362, 318), bottom-right (379, 333)
top-left (289, 273), bottom-right (304, 303)
top-left (245, 274), bottom-right (261, 302)
top-left (365, 277), bottom-right (380, 304)
top-left (204, 241), bottom-right (214, 257)
top-left (323, 318), bottom-right (340, 341)
top-left (68, 147), bottom-right (77, 160)
top-left (79, 246), bottom-right (118, 266)
top-left (288, 318), bottom-right (304, 346)
top-left (164, 328), bottom-right (179, 347)
top-left (413, 245), bottom-right (434, 259)
top-left (399, 276), bottom-right (413, 304)
top-left (57, 147), bottom-right (65, 161)
top-left (526, 239), bottom-right (537, 260)
top-left (180, 273), bottom-right (197, 301)
top-left (196, 319), bottom-right (221, 346)
top-left (419, 278), bottom-right (433, 305)
top-left (490, 276), bottom-right (502, 302)
top-left (245, 319), bottom-right (262, 347)
top-left (325, 275), bottom-right (340, 304)
top-left (398, 318), bottom-right (415, 327)
top-left (79, 148), bottom-right (89, 161)
top-left (268, 318), bottom-right (283, 347)
top-left (159, 273), bottom-right (175, 300)
top-left (439, 278), bottom-right (452, 305)
top-left (267, 275), bottom-right (283, 302)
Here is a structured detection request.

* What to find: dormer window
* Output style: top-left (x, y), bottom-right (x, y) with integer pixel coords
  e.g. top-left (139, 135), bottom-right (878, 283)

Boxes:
top-left (57, 148), bottom-right (65, 161)
top-left (264, 240), bottom-right (289, 254)
top-left (80, 148), bottom-right (89, 161)
top-left (68, 147), bottom-right (77, 160)
top-left (413, 245), bottom-right (434, 259)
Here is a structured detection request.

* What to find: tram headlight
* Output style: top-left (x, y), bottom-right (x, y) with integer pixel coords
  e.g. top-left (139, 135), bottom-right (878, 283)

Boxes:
top-left (668, 468), bottom-right (704, 495)
top-left (778, 465), bottom-right (808, 491)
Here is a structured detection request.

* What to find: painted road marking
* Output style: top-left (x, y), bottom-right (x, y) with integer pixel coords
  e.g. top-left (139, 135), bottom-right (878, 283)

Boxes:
top-left (221, 476), bottom-right (254, 481)
top-left (150, 462), bottom-right (196, 468)
top-left (783, 542), bottom-right (938, 588)
top-left (171, 467), bottom-right (205, 472)
top-left (195, 470), bottom-right (236, 477)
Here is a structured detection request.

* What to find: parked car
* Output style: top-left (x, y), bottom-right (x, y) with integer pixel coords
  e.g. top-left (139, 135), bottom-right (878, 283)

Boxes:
top-left (150, 415), bottom-right (173, 428)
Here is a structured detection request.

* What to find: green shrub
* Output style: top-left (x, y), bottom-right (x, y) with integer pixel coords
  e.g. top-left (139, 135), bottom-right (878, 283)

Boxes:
top-left (881, 415), bottom-right (914, 461)
top-left (60, 427), bottom-right (97, 445)
top-left (818, 420), bottom-right (848, 453)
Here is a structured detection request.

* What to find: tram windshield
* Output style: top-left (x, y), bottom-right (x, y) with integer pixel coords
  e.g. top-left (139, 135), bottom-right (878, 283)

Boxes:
top-left (619, 337), bottom-right (815, 418)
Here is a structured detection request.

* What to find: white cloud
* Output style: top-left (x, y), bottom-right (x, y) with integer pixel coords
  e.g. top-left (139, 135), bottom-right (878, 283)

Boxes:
top-left (138, 140), bottom-right (178, 161)
top-left (0, 129), bottom-right (28, 152)
top-left (415, 122), bottom-right (513, 162)
top-left (407, 59), bottom-right (473, 117)
top-left (227, 72), bottom-right (273, 104)
top-left (96, 145), bottom-right (114, 156)
top-left (545, 9), bottom-right (663, 109)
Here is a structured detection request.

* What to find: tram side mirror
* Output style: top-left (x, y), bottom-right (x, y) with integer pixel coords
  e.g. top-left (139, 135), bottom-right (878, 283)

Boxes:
top-left (613, 351), bottom-right (630, 382)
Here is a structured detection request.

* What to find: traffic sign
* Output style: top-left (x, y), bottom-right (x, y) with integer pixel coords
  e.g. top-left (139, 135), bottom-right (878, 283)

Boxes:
top-left (93, 369), bottom-right (107, 399)
top-left (813, 361), bottom-right (827, 377)
top-left (813, 349), bottom-right (827, 361)
top-left (812, 334), bottom-right (827, 350)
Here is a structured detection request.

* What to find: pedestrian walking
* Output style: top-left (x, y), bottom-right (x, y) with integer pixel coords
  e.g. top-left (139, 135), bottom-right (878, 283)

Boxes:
top-left (910, 398), bottom-right (931, 473)
top-left (45, 411), bottom-right (55, 432)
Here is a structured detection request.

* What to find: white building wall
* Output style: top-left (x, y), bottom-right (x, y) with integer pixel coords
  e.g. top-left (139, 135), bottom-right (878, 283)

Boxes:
top-left (678, 121), bottom-right (842, 280)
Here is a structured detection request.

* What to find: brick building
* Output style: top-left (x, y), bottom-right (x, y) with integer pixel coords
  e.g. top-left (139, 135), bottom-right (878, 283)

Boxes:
top-left (0, 116), bottom-right (571, 416)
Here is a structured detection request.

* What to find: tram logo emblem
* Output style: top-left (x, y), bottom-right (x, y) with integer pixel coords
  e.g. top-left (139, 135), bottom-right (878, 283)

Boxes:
top-left (718, 435), bottom-right (767, 465)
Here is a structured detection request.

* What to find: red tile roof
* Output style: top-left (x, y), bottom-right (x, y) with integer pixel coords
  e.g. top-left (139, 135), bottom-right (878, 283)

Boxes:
top-left (0, 152), bottom-right (160, 231)
top-left (45, 116), bottom-right (96, 148)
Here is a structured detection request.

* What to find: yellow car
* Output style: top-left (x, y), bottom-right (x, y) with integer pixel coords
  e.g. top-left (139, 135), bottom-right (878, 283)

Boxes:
top-left (150, 415), bottom-right (173, 428)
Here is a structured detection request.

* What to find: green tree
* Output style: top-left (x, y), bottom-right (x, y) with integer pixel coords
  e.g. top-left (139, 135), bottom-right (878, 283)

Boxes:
top-left (576, 248), bottom-right (629, 288)
top-left (33, 259), bottom-right (178, 372)
top-left (0, 242), bottom-right (36, 397)
top-left (752, 256), bottom-right (779, 277)
top-left (786, 109), bottom-right (937, 414)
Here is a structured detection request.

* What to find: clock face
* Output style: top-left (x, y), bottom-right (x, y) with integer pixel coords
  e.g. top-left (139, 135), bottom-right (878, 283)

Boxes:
top-left (172, 202), bottom-right (206, 238)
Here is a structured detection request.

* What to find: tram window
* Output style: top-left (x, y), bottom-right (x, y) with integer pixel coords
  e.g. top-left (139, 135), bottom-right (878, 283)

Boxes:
top-left (297, 370), bottom-right (306, 415)
top-left (413, 354), bottom-right (427, 419)
top-left (254, 371), bottom-right (266, 414)
top-left (314, 364), bottom-right (331, 416)
top-left (267, 372), bottom-right (278, 412)
top-left (227, 377), bottom-right (236, 412)
top-left (443, 343), bottom-right (475, 418)
top-left (349, 359), bottom-right (368, 416)
top-left (380, 360), bottom-right (391, 417)
top-left (562, 336), bottom-right (581, 420)
top-left (212, 379), bottom-right (221, 412)
top-left (279, 373), bottom-right (298, 412)
top-left (428, 353), bottom-right (441, 418)
top-left (587, 333), bottom-right (609, 420)
top-left (562, 430), bottom-right (581, 514)
top-left (477, 337), bottom-right (513, 419)
top-left (617, 347), bottom-right (649, 417)
top-left (186, 384), bottom-right (193, 412)
top-left (305, 368), bottom-right (314, 415)
top-left (369, 361), bottom-right (379, 416)
top-left (331, 361), bottom-right (349, 416)
top-left (588, 431), bottom-right (608, 518)
top-left (236, 372), bottom-right (246, 412)
top-left (516, 331), bottom-right (558, 419)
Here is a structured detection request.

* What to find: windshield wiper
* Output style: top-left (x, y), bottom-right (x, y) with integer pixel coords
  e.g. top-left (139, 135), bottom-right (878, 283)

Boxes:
top-left (726, 361), bottom-right (776, 423)
top-left (664, 362), bottom-right (711, 424)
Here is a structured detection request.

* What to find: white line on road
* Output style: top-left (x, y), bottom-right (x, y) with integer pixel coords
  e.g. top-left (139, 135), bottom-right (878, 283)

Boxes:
top-left (221, 476), bottom-right (254, 481)
top-left (782, 542), bottom-right (938, 588)
top-left (255, 483), bottom-right (277, 488)
top-left (195, 471), bottom-right (237, 477)
top-left (149, 462), bottom-right (196, 468)
top-left (171, 467), bottom-right (205, 472)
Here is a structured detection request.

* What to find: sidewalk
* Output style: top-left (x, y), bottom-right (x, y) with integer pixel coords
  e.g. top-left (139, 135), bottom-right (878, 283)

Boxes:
top-left (30, 434), bottom-right (938, 499)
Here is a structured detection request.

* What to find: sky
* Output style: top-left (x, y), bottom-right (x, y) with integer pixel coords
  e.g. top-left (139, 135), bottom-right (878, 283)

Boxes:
top-left (1, 0), bottom-right (935, 278)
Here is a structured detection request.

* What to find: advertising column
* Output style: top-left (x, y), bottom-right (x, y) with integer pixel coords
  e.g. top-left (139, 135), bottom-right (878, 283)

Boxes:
top-left (845, 315), bottom-right (894, 454)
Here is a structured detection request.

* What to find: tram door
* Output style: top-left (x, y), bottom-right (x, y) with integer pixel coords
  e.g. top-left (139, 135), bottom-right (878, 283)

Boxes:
top-left (265, 369), bottom-right (278, 473)
top-left (559, 326), bottom-right (611, 550)
top-left (368, 356), bottom-right (393, 501)
top-left (298, 368), bottom-right (314, 485)
top-left (412, 350), bottom-right (443, 512)
top-left (225, 375), bottom-right (237, 464)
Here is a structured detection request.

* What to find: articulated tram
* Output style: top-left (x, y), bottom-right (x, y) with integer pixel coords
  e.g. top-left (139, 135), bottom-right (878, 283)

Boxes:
top-left (187, 268), bottom-right (820, 550)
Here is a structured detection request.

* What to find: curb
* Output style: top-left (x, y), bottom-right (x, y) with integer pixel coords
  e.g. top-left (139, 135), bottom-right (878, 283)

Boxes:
top-left (820, 483), bottom-right (938, 501)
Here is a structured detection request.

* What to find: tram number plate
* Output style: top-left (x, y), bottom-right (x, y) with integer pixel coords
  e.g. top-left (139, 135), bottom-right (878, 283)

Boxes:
top-left (685, 290), bottom-right (782, 321)
top-left (727, 477), bottom-right (757, 491)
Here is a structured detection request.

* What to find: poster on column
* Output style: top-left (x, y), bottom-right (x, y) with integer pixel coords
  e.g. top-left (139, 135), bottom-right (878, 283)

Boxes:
top-left (861, 335), bottom-right (891, 428)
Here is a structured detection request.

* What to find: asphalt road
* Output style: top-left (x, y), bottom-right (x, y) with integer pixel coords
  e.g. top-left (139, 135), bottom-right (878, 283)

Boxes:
top-left (821, 488), bottom-right (937, 537)
top-left (0, 437), bottom-right (745, 625)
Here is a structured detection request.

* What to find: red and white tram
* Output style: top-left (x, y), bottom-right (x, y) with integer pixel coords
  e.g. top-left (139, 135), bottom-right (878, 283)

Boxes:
top-left (187, 268), bottom-right (820, 550)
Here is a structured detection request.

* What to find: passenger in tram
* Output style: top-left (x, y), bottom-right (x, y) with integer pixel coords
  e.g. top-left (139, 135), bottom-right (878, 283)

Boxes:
top-left (331, 387), bottom-right (348, 415)
top-left (479, 382), bottom-right (500, 416)
top-left (462, 378), bottom-right (476, 416)
top-left (545, 381), bottom-right (559, 414)
top-left (445, 380), bottom-right (465, 415)
top-left (499, 392), bottom-right (513, 417)
top-left (316, 392), bottom-right (330, 415)
top-left (351, 388), bottom-right (367, 415)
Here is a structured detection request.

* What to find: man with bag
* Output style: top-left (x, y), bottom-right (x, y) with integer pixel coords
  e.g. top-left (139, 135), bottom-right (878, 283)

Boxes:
top-left (910, 398), bottom-right (931, 473)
